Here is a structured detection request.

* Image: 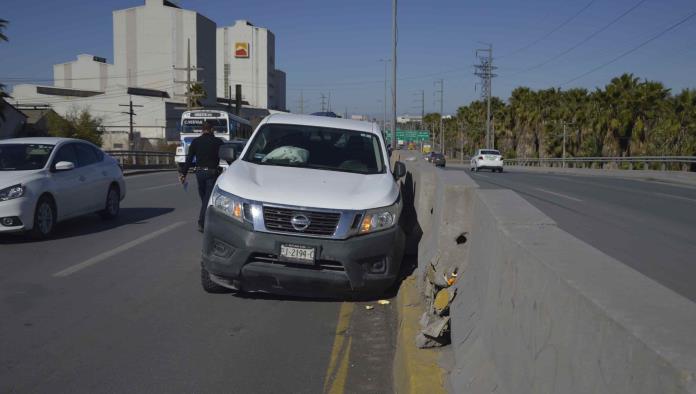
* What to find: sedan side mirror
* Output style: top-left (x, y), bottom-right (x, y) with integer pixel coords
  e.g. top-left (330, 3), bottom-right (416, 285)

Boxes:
top-left (393, 161), bottom-right (406, 180)
top-left (54, 161), bottom-right (75, 172)
top-left (219, 145), bottom-right (237, 165)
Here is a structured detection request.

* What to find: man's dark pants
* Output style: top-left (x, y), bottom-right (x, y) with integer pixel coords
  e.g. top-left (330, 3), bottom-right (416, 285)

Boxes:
top-left (196, 169), bottom-right (219, 227)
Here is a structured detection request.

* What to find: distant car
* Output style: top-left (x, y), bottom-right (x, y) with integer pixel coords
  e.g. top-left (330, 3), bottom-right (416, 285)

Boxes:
top-left (430, 153), bottom-right (446, 167)
top-left (310, 111), bottom-right (341, 118)
top-left (0, 137), bottom-right (126, 239)
top-left (471, 149), bottom-right (504, 172)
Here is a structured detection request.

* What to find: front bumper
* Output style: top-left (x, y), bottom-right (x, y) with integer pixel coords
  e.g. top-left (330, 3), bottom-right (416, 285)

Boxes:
top-left (0, 196), bottom-right (36, 233)
top-left (201, 208), bottom-right (405, 297)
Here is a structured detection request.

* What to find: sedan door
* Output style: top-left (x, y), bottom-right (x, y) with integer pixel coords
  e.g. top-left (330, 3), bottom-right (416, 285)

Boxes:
top-left (49, 143), bottom-right (92, 220)
top-left (73, 143), bottom-right (107, 212)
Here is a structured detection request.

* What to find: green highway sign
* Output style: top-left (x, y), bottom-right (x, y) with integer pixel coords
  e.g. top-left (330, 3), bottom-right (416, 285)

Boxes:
top-left (394, 129), bottom-right (430, 142)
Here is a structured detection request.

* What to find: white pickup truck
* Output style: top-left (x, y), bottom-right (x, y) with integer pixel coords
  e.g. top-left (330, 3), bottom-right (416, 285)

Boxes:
top-left (200, 113), bottom-right (407, 297)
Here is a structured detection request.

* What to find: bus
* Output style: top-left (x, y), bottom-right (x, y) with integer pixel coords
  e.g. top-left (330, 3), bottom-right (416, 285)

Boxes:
top-left (175, 110), bottom-right (253, 168)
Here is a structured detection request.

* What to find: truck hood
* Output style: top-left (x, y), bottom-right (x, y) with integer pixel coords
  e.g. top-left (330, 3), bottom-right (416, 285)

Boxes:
top-left (217, 161), bottom-right (399, 210)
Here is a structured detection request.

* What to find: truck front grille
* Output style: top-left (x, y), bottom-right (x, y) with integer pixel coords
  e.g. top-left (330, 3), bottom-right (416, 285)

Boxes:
top-left (263, 206), bottom-right (341, 236)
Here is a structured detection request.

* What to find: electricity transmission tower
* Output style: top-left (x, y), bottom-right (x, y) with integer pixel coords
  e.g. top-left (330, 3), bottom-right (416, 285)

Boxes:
top-left (320, 93), bottom-right (328, 112)
top-left (474, 43), bottom-right (497, 149)
top-left (297, 90), bottom-right (309, 114)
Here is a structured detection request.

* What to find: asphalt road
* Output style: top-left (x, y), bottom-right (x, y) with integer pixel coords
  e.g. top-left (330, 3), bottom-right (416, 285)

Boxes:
top-left (444, 166), bottom-right (696, 303)
top-left (0, 172), bottom-right (396, 393)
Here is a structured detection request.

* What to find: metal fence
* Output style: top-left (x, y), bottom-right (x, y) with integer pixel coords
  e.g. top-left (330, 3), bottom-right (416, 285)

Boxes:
top-left (106, 151), bottom-right (176, 170)
top-left (505, 156), bottom-right (696, 172)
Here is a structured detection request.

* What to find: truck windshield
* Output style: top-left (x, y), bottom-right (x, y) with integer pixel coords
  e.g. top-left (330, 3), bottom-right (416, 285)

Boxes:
top-left (0, 144), bottom-right (55, 171)
top-left (243, 124), bottom-right (385, 175)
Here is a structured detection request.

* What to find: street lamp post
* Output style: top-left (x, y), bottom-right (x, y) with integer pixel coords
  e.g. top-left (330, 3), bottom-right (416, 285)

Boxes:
top-left (391, 0), bottom-right (398, 149)
top-left (379, 59), bottom-right (390, 134)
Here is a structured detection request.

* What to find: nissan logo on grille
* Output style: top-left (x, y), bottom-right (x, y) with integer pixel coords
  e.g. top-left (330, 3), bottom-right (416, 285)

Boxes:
top-left (290, 214), bottom-right (311, 231)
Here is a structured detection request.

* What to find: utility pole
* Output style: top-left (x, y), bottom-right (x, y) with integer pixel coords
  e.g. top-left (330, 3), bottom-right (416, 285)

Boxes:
top-left (474, 43), bottom-right (497, 149)
top-left (563, 121), bottom-right (567, 168)
top-left (459, 119), bottom-right (465, 164)
top-left (119, 98), bottom-right (143, 151)
top-left (379, 59), bottom-right (390, 133)
top-left (227, 85), bottom-right (232, 112)
top-left (434, 79), bottom-right (444, 154)
top-left (391, 0), bottom-right (398, 149)
top-left (174, 38), bottom-right (205, 110)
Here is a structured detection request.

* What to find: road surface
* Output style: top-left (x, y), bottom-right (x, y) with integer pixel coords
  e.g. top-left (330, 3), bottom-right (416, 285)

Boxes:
top-left (445, 167), bottom-right (696, 303)
top-left (0, 172), bottom-right (396, 393)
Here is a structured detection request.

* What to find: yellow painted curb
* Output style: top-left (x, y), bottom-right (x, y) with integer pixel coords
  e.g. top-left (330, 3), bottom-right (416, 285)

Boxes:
top-left (393, 275), bottom-right (447, 394)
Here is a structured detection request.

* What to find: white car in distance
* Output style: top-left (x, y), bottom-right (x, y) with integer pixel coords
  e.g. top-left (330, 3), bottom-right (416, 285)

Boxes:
top-left (0, 137), bottom-right (126, 239)
top-left (471, 149), bottom-right (504, 173)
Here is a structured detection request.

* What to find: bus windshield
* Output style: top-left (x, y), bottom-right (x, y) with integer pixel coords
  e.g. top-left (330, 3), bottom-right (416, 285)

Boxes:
top-left (182, 118), bottom-right (228, 134)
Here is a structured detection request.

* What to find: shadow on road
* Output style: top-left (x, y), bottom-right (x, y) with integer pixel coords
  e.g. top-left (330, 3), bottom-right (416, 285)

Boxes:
top-left (0, 207), bottom-right (175, 244)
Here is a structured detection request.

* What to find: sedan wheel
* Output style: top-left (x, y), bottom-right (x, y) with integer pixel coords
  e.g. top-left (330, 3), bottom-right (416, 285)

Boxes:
top-left (31, 197), bottom-right (55, 239)
top-left (100, 186), bottom-right (120, 220)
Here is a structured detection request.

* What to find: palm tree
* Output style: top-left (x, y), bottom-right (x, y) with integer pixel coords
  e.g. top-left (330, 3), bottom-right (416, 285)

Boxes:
top-left (0, 19), bottom-right (8, 42)
top-left (0, 19), bottom-right (9, 122)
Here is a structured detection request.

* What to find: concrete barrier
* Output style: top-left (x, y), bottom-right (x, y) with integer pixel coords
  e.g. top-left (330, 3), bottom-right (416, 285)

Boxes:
top-left (397, 152), bottom-right (696, 394)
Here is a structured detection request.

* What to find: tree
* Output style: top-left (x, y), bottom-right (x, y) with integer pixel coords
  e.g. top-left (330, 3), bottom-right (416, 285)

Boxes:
top-left (0, 19), bottom-right (8, 42)
top-left (47, 110), bottom-right (104, 146)
top-left (190, 82), bottom-right (207, 107)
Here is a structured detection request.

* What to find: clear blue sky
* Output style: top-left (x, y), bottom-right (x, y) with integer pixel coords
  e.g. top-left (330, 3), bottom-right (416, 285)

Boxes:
top-left (1, 0), bottom-right (695, 116)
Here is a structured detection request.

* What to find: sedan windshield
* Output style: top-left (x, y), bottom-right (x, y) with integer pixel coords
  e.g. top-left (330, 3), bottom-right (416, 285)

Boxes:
top-left (481, 150), bottom-right (500, 155)
top-left (0, 144), bottom-right (55, 171)
top-left (243, 124), bottom-right (385, 174)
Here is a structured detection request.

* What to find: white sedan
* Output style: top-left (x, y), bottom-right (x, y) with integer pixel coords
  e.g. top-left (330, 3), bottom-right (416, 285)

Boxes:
top-left (0, 137), bottom-right (126, 238)
top-left (471, 149), bottom-right (504, 172)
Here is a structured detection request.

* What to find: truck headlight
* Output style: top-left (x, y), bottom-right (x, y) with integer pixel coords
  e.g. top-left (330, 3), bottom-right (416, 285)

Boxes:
top-left (211, 186), bottom-right (250, 222)
top-left (358, 198), bottom-right (401, 235)
top-left (0, 184), bottom-right (25, 202)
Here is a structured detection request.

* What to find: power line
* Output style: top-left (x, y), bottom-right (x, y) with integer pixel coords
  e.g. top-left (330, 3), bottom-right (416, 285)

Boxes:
top-left (509, 0), bottom-right (648, 76)
top-left (500, 0), bottom-right (599, 59)
top-left (561, 9), bottom-right (696, 86)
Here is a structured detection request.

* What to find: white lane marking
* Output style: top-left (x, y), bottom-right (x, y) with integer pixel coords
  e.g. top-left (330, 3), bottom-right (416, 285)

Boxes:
top-left (651, 191), bottom-right (696, 204)
top-left (533, 187), bottom-right (583, 202)
top-left (53, 221), bottom-right (187, 278)
top-left (136, 183), bottom-right (180, 192)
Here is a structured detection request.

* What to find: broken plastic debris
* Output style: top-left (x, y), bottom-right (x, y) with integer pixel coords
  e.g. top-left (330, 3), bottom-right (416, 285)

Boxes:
top-left (365, 305), bottom-right (374, 310)
top-left (377, 300), bottom-right (391, 305)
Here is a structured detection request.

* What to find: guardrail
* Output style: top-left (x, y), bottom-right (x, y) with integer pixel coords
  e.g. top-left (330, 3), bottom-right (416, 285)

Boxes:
top-left (105, 150), bottom-right (176, 170)
top-left (505, 156), bottom-right (696, 171)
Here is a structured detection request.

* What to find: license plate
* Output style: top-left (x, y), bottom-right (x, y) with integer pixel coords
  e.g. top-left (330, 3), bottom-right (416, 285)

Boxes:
top-left (486, 155), bottom-right (495, 160)
top-left (279, 244), bottom-right (316, 264)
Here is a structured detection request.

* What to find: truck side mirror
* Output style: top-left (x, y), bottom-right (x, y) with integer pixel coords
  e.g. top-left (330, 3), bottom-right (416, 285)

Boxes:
top-left (393, 161), bottom-right (406, 180)
top-left (219, 145), bottom-right (237, 165)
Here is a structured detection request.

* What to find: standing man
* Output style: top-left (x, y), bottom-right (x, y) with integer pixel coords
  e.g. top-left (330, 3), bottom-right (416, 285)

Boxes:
top-left (179, 120), bottom-right (225, 232)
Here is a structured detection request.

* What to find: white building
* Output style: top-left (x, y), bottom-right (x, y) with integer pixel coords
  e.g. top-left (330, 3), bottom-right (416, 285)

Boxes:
top-left (112, 0), bottom-right (217, 106)
top-left (54, 55), bottom-right (113, 92)
top-left (10, 0), bottom-right (218, 148)
top-left (216, 20), bottom-right (286, 111)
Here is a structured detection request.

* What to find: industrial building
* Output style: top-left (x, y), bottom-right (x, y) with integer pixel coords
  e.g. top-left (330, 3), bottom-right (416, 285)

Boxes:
top-left (216, 20), bottom-right (286, 111)
top-left (8, 0), bottom-right (286, 149)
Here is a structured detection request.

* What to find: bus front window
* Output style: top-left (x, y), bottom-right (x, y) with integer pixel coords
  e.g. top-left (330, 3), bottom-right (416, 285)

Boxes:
top-left (182, 118), bottom-right (228, 134)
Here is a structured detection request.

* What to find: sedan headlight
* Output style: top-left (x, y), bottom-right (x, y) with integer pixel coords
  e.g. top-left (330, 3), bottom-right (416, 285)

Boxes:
top-left (358, 198), bottom-right (401, 235)
top-left (0, 184), bottom-right (25, 202)
top-left (211, 186), bottom-right (252, 222)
